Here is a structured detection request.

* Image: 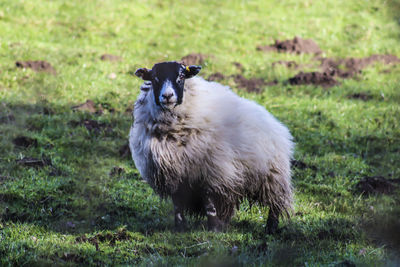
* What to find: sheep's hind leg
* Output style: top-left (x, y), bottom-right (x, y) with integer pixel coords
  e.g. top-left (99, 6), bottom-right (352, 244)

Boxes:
top-left (204, 196), bottom-right (224, 232)
top-left (172, 194), bottom-right (187, 232)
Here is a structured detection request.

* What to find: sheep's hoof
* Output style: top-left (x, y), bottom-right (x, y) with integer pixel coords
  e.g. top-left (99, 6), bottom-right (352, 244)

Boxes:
top-left (207, 217), bottom-right (224, 232)
top-left (174, 225), bottom-right (187, 232)
top-left (266, 215), bottom-right (279, 235)
top-left (174, 220), bottom-right (188, 232)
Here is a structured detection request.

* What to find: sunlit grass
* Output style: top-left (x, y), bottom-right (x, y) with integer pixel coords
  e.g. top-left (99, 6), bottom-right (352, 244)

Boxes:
top-left (0, 0), bottom-right (399, 265)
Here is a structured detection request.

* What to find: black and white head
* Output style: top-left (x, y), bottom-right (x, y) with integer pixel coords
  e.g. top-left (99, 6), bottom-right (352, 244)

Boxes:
top-left (135, 61), bottom-right (201, 109)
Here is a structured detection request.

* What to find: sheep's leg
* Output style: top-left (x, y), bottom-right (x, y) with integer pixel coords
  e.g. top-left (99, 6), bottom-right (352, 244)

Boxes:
top-left (172, 194), bottom-right (187, 232)
top-left (266, 208), bottom-right (279, 234)
top-left (204, 196), bottom-right (224, 232)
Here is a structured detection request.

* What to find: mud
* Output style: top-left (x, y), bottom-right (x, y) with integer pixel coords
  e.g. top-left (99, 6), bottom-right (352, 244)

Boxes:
top-left (100, 54), bottom-right (122, 62)
top-left (15, 60), bottom-right (56, 74)
top-left (181, 53), bottom-right (208, 66)
top-left (207, 72), bottom-right (226, 82)
top-left (318, 54), bottom-right (400, 79)
top-left (231, 74), bottom-right (267, 93)
top-left (257, 36), bottom-right (322, 54)
top-left (288, 54), bottom-right (400, 88)
top-left (257, 36), bottom-right (400, 87)
top-left (288, 71), bottom-right (339, 87)
top-left (13, 136), bottom-right (37, 148)
top-left (71, 100), bottom-right (103, 114)
top-left (355, 176), bottom-right (400, 195)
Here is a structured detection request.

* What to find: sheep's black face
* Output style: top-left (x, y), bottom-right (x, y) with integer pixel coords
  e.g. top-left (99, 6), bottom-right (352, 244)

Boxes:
top-left (135, 61), bottom-right (201, 109)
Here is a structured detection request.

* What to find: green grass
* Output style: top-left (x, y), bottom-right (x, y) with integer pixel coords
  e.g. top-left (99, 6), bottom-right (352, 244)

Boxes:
top-left (1, 0), bottom-right (400, 265)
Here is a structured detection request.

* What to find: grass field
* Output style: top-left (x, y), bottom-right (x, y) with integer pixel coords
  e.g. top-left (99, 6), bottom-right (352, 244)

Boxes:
top-left (1, 0), bottom-right (400, 265)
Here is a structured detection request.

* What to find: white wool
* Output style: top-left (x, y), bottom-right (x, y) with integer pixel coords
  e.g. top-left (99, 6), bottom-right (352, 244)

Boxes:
top-left (129, 76), bottom-right (294, 217)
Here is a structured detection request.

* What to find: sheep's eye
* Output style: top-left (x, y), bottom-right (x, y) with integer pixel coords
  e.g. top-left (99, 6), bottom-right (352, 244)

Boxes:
top-left (176, 76), bottom-right (184, 84)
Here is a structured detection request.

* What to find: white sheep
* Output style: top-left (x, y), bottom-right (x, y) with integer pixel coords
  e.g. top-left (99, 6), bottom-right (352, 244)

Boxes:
top-left (129, 61), bottom-right (294, 233)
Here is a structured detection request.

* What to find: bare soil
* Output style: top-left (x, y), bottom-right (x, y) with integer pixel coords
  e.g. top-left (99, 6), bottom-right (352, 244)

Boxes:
top-left (181, 53), bottom-right (208, 65)
top-left (258, 37), bottom-right (400, 88)
top-left (100, 54), bottom-right (122, 62)
top-left (257, 36), bottom-right (322, 54)
top-left (207, 72), bottom-right (226, 82)
top-left (231, 74), bottom-right (267, 93)
top-left (288, 71), bottom-right (339, 87)
top-left (318, 54), bottom-right (400, 79)
top-left (15, 60), bottom-right (56, 74)
top-left (232, 62), bottom-right (245, 72)
top-left (71, 100), bottom-right (103, 114)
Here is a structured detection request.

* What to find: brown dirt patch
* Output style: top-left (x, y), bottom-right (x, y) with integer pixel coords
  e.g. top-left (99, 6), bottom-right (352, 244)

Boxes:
top-left (181, 53), bottom-right (208, 65)
top-left (257, 36), bottom-right (322, 54)
top-left (71, 100), bottom-right (103, 114)
top-left (207, 72), bottom-right (226, 82)
top-left (100, 54), bottom-right (122, 62)
top-left (16, 157), bottom-right (51, 168)
top-left (272, 60), bottom-right (299, 68)
top-left (318, 54), bottom-right (400, 79)
top-left (288, 71), bottom-right (339, 88)
top-left (355, 176), bottom-right (400, 195)
top-left (347, 92), bottom-right (373, 101)
top-left (232, 62), bottom-right (245, 72)
top-left (288, 54), bottom-right (400, 88)
top-left (15, 60), bottom-right (56, 74)
top-left (231, 74), bottom-right (267, 93)
top-left (13, 136), bottom-right (37, 148)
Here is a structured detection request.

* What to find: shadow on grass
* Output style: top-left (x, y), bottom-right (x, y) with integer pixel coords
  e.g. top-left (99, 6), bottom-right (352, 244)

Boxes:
top-left (0, 101), bottom-right (398, 241)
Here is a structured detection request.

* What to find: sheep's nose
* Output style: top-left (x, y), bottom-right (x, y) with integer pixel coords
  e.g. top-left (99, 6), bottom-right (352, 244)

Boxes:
top-left (162, 92), bottom-right (174, 100)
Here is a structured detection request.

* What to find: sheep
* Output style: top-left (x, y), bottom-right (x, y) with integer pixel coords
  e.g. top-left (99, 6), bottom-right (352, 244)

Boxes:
top-left (129, 61), bottom-right (294, 233)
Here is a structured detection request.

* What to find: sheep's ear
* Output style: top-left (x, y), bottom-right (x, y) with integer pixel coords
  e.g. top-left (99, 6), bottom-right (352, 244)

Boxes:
top-left (184, 65), bottom-right (202, 79)
top-left (135, 68), bottom-right (153, 81)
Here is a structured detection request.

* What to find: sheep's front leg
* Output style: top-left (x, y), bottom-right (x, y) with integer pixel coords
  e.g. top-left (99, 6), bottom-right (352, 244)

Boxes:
top-left (204, 196), bottom-right (224, 232)
top-left (266, 208), bottom-right (279, 234)
top-left (172, 194), bottom-right (187, 232)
